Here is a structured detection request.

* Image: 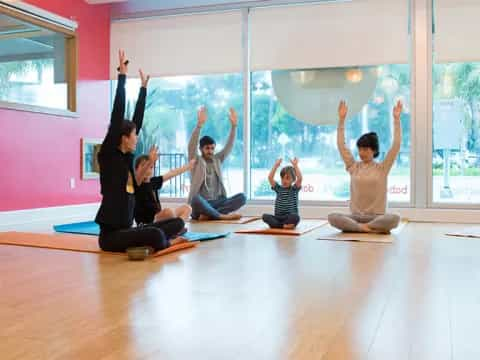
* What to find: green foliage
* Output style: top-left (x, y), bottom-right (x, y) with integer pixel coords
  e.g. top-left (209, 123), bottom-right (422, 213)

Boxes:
top-left (333, 180), bottom-right (350, 198)
top-left (432, 168), bottom-right (480, 176)
top-left (121, 64), bottom-right (420, 178)
top-left (254, 179), bottom-right (274, 197)
top-left (0, 59), bottom-right (52, 97)
top-left (434, 62), bottom-right (480, 156)
top-left (123, 74), bottom-right (244, 165)
top-left (250, 65), bottom-right (412, 168)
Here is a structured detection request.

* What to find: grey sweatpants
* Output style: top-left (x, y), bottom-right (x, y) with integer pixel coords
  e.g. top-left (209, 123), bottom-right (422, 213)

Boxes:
top-left (328, 213), bottom-right (400, 233)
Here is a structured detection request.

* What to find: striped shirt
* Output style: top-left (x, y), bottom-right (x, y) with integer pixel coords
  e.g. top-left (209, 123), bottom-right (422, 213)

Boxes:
top-left (273, 183), bottom-right (300, 216)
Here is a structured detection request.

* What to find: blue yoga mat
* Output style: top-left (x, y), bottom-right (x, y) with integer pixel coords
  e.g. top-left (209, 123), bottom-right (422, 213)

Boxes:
top-left (182, 232), bottom-right (229, 242)
top-left (53, 221), bottom-right (228, 241)
top-left (53, 221), bottom-right (100, 235)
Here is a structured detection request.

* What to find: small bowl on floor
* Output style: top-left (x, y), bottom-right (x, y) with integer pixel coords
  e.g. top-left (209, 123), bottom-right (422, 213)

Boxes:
top-left (126, 246), bottom-right (151, 261)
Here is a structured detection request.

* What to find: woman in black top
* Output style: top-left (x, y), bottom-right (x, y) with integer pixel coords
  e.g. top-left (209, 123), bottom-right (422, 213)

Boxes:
top-left (95, 50), bottom-right (184, 252)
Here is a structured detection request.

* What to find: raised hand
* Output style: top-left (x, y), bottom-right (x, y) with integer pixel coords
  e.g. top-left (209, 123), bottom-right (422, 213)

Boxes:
top-left (290, 157), bottom-right (299, 167)
top-left (187, 159), bottom-right (197, 170)
top-left (338, 100), bottom-right (348, 122)
top-left (229, 108), bottom-right (238, 127)
top-left (393, 100), bottom-right (403, 121)
top-left (118, 49), bottom-right (128, 75)
top-left (197, 106), bottom-right (207, 127)
top-left (148, 145), bottom-right (159, 163)
top-left (139, 69), bottom-right (150, 88)
top-left (274, 158), bottom-right (283, 168)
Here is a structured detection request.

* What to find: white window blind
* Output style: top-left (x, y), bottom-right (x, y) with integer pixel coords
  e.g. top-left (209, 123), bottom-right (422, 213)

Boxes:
top-left (435, 0), bottom-right (480, 63)
top-left (110, 11), bottom-right (243, 79)
top-left (250, 0), bottom-right (409, 71)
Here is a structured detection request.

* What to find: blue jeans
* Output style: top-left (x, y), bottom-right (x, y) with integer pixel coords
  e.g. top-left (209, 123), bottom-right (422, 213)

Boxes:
top-left (191, 193), bottom-right (246, 220)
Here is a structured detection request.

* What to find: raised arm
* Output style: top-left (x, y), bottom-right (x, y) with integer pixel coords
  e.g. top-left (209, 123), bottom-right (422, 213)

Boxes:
top-left (163, 159), bottom-right (196, 182)
top-left (217, 108), bottom-right (238, 162)
top-left (188, 107), bottom-right (207, 161)
top-left (337, 100), bottom-right (355, 170)
top-left (268, 159), bottom-right (282, 188)
top-left (291, 157), bottom-right (303, 188)
top-left (132, 69), bottom-right (150, 134)
top-left (102, 50), bottom-right (127, 151)
top-left (135, 146), bottom-right (158, 185)
top-left (382, 100), bottom-right (403, 172)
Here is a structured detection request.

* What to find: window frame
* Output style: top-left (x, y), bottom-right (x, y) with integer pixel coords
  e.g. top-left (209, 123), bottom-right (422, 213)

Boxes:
top-left (425, 0), bottom-right (480, 209)
top-left (242, 1), bottom-right (414, 207)
top-left (0, 1), bottom-right (78, 116)
top-left (114, 0), bottom-right (480, 209)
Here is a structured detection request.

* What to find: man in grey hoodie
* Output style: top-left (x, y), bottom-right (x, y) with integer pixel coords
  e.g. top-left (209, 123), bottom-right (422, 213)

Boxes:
top-left (188, 106), bottom-right (246, 220)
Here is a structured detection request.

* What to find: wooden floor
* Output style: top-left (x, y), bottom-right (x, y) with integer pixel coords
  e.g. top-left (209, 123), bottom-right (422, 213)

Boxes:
top-left (1, 220), bottom-right (480, 359)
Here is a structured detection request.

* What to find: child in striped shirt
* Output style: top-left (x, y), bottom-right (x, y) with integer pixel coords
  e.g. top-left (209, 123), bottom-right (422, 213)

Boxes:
top-left (262, 158), bottom-right (302, 229)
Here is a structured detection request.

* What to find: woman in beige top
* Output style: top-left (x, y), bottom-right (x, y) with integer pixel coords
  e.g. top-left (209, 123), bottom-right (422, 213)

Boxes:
top-left (328, 100), bottom-right (403, 234)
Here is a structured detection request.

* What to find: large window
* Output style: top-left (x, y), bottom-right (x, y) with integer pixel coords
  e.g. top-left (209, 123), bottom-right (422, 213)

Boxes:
top-left (111, 1), bottom-right (415, 205)
top-left (249, 1), bottom-right (411, 202)
top-left (121, 73), bottom-right (244, 199)
top-left (111, 11), bottom-right (244, 199)
top-left (250, 66), bottom-right (411, 202)
top-left (432, 0), bottom-right (480, 204)
top-left (0, 6), bottom-right (77, 112)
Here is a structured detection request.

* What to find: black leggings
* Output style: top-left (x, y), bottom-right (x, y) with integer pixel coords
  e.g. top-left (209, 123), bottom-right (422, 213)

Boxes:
top-left (262, 214), bottom-right (300, 229)
top-left (99, 217), bottom-right (185, 253)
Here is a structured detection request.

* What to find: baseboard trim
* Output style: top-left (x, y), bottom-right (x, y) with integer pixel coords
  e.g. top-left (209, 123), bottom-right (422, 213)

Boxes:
top-left (0, 203), bottom-right (101, 227)
top-left (0, 202), bottom-right (479, 228)
top-left (236, 205), bottom-right (480, 224)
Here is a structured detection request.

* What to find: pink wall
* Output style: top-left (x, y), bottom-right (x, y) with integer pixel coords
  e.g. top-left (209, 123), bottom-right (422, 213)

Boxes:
top-left (0, 0), bottom-right (111, 211)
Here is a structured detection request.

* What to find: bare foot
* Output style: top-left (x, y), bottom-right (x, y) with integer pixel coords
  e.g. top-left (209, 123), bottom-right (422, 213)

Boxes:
top-left (283, 224), bottom-right (296, 230)
top-left (170, 237), bottom-right (189, 245)
top-left (219, 213), bottom-right (242, 220)
top-left (359, 224), bottom-right (370, 232)
top-left (198, 214), bottom-right (210, 221)
top-left (362, 224), bottom-right (390, 234)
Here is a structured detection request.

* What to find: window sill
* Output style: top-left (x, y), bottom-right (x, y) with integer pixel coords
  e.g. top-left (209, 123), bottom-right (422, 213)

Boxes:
top-left (0, 101), bottom-right (78, 118)
top-left (159, 200), bottom-right (480, 223)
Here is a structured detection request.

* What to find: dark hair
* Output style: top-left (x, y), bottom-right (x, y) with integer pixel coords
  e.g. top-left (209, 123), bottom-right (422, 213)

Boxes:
top-left (356, 132), bottom-right (379, 158)
top-left (280, 166), bottom-right (296, 181)
top-left (199, 136), bottom-right (216, 148)
top-left (135, 154), bottom-right (150, 169)
top-left (119, 120), bottom-right (136, 144)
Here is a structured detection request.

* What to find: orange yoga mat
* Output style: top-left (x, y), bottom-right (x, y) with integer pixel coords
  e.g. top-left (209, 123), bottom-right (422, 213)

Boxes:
top-left (235, 220), bottom-right (327, 236)
top-left (0, 232), bottom-right (197, 257)
top-left (189, 216), bottom-right (261, 224)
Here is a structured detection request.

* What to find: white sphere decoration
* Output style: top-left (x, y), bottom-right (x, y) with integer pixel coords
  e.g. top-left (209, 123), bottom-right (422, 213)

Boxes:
top-left (271, 67), bottom-right (379, 126)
